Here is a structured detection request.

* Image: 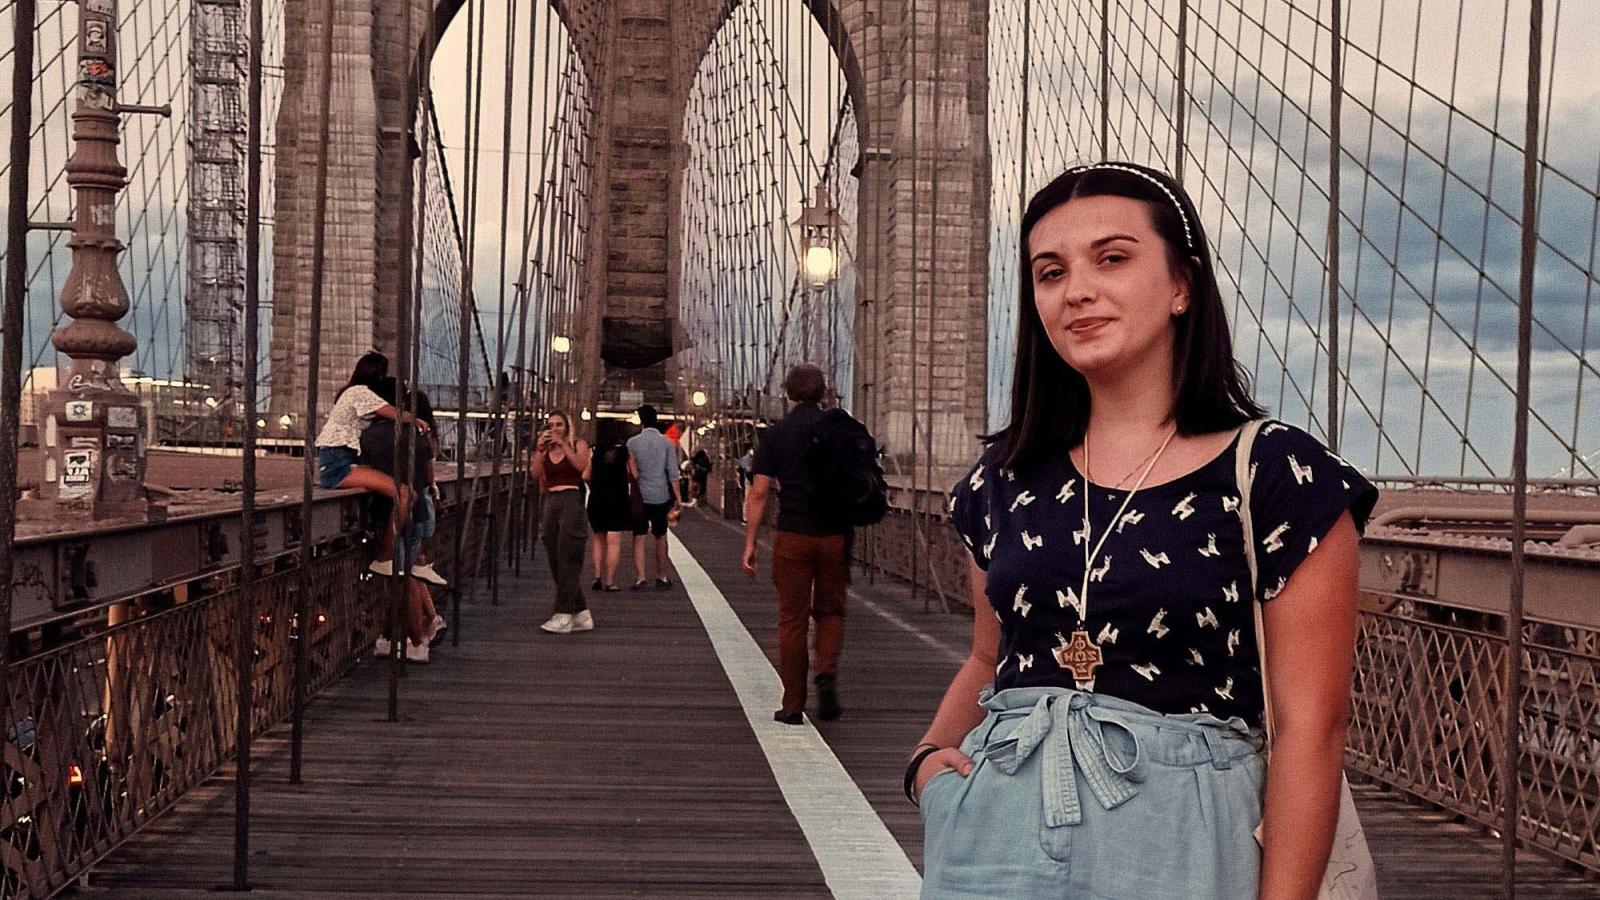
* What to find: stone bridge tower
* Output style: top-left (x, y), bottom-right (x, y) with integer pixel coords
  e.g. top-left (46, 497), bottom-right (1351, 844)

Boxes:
top-left (271, 0), bottom-right (990, 484)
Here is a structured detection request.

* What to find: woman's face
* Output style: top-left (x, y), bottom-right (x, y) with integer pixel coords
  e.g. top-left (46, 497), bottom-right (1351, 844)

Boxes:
top-left (546, 416), bottom-right (568, 436)
top-left (1028, 194), bottom-right (1188, 382)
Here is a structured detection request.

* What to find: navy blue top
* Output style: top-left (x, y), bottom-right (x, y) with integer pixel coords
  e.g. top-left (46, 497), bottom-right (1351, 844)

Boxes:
top-left (947, 420), bottom-right (1378, 724)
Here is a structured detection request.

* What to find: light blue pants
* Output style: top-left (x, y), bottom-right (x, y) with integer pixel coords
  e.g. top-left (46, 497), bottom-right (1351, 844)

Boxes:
top-left (921, 686), bottom-right (1265, 899)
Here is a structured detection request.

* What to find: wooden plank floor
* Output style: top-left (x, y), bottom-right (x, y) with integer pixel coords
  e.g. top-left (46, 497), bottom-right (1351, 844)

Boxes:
top-left (81, 508), bottom-right (1600, 898)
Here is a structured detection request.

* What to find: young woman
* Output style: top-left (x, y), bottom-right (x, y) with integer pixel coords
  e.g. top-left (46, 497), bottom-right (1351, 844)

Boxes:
top-left (314, 351), bottom-right (430, 569)
top-left (584, 440), bottom-right (633, 592)
top-left (912, 162), bottom-right (1377, 899)
top-left (532, 410), bottom-right (593, 634)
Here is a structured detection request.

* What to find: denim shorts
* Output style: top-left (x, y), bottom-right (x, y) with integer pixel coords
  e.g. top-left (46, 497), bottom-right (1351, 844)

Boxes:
top-left (920, 686), bottom-right (1265, 899)
top-left (316, 446), bottom-right (357, 489)
top-left (397, 493), bottom-right (435, 569)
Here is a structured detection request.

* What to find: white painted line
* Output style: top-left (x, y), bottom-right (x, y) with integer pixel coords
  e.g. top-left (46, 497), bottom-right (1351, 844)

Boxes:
top-left (668, 532), bottom-right (922, 900)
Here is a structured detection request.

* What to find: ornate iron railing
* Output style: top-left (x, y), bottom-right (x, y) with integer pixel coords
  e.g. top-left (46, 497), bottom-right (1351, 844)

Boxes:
top-left (0, 490), bottom-right (495, 899)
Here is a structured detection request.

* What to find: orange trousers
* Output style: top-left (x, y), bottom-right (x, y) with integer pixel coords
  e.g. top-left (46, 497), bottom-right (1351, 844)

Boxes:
top-left (771, 531), bottom-right (848, 714)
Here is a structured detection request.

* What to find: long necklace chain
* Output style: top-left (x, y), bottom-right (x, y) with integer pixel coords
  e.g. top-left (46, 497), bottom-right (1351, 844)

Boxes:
top-left (1078, 425), bottom-right (1179, 611)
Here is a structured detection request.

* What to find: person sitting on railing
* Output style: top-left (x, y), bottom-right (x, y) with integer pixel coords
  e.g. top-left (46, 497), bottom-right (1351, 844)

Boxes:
top-left (314, 351), bottom-right (429, 572)
top-left (361, 377), bottom-right (446, 664)
top-left (911, 162), bottom-right (1380, 900)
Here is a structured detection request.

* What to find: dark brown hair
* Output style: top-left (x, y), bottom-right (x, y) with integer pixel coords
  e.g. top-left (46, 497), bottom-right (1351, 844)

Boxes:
top-left (782, 363), bottom-right (827, 404)
top-left (989, 162), bottom-right (1264, 472)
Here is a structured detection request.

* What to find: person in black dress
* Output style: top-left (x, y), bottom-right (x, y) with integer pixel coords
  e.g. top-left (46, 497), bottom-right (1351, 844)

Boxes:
top-left (909, 162), bottom-right (1377, 898)
top-left (584, 441), bottom-right (634, 591)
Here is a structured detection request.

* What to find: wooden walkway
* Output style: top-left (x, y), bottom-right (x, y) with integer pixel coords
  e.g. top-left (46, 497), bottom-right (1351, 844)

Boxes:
top-left (82, 509), bottom-right (1600, 898)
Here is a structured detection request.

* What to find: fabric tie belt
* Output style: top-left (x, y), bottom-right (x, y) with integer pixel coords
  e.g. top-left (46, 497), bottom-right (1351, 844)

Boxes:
top-left (986, 692), bottom-right (1143, 828)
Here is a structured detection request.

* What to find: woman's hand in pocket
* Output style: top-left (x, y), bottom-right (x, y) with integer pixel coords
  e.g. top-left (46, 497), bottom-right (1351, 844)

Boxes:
top-left (915, 747), bottom-right (975, 802)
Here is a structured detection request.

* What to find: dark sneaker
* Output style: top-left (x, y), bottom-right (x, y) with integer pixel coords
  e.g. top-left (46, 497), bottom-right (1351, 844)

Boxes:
top-left (655, 578), bottom-right (673, 591)
top-left (815, 673), bottom-right (841, 721)
top-left (773, 709), bottom-right (804, 726)
top-left (591, 577), bottom-right (604, 591)
top-left (630, 580), bottom-right (648, 592)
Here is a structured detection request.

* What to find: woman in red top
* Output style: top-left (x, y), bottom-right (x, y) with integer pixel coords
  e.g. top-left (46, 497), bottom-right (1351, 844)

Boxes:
top-left (532, 410), bottom-right (592, 633)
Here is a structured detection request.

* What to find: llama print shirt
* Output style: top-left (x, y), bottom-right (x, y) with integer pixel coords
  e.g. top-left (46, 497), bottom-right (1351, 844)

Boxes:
top-left (947, 420), bottom-right (1378, 724)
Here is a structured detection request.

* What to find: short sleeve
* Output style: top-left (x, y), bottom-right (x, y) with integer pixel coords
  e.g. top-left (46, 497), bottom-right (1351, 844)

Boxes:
top-left (752, 431), bottom-right (778, 478)
top-left (1246, 421), bottom-right (1379, 602)
top-left (346, 385), bottom-right (386, 418)
top-left (948, 453), bottom-right (995, 571)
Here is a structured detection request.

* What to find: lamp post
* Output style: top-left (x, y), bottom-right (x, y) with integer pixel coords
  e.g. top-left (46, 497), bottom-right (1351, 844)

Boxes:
top-left (797, 185), bottom-right (842, 290)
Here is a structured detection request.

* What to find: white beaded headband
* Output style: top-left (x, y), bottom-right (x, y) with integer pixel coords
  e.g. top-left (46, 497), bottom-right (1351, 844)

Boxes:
top-left (1069, 163), bottom-right (1196, 252)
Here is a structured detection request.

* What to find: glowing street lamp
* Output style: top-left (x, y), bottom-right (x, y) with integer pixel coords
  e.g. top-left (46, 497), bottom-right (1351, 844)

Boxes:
top-left (551, 335), bottom-right (571, 354)
top-left (278, 414), bottom-right (293, 428)
top-left (691, 390), bottom-right (708, 407)
top-left (203, 396), bottom-right (219, 408)
top-left (580, 407), bottom-right (592, 421)
top-left (796, 185), bottom-right (843, 290)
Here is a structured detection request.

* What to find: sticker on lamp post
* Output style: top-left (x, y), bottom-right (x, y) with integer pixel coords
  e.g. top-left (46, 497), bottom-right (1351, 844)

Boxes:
top-left (65, 400), bottom-right (94, 423)
top-left (61, 449), bottom-right (97, 499)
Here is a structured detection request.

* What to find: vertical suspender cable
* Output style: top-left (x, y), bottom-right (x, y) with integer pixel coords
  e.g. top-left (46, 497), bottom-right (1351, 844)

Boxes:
top-left (922, 0), bottom-right (944, 612)
top-left (1503, 1), bottom-right (1543, 892)
top-left (907, 0), bottom-right (920, 602)
top-left (1325, 0), bottom-right (1343, 451)
top-left (235, 0), bottom-right (265, 872)
top-left (282, 0), bottom-right (306, 783)
top-left (508, 0), bottom-right (542, 575)
top-left (1174, 0), bottom-right (1187, 185)
top-left (390, 0), bottom-right (423, 716)
top-left (487, 0), bottom-right (521, 610)
top-left (456, 0), bottom-right (486, 616)
top-left (296, 0), bottom-right (338, 748)
top-left (1020, 0), bottom-right (1030, 206)
top-left (0, 0), bottom-right (37, 678)
top-left (411, 0), bottom-right (437, 656)
top-left (1099, 0), bottom-right (1110, 157)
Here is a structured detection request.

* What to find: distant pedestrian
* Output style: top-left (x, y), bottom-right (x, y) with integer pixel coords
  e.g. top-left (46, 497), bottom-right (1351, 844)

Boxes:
top-left (743, 363), bottom-right (885, 725)
top-left (690, 448), bottom-right (713, 506)
top-left (533, 410), bottom-right (592, 634)
top-left (625, 404), bottom-right (681, 590)
top-left (584, 441), bottom-right (633, 592)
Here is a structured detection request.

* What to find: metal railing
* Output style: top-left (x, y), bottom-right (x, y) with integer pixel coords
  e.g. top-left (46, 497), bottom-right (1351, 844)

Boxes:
top-left (0, 488), bottom-right (497, 899)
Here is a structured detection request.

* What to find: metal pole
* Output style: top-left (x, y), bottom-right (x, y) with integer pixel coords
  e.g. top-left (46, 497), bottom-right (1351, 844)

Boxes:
top-left (233, 0), bottom-right (266, 883)
top-left (0, 0), bottom-right (37, 675)
top-left (294, 0), bottom-right (338, 775)
top-left (456, 0), bottom-right (486, 623)
top-left (1325, 0), bottom-right (1343, 451)
top-left (1173, 0), bottom-right (1187, 185)
top-left (486, 0), bottom-right (522, 611)
top-left (1099, 0), bottom-right (1110, 157)
top-left (1503, 2), bottom-right (1543, 893)
top-left (908, 0), bottom-right (920, 603)
top-left (922, 0), bottom-right (945, 613)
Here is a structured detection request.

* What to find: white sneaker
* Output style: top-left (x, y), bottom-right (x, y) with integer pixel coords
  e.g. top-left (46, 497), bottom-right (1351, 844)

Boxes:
top-left (405, 640), bottom-right (430, 664)
top-left (412, 563), bottom-right (448, 586)
top-left (369, 559), bottom-right (394, 576)
top-left (540, 613), bottom-right (574, 634)
top-left (373, 637), bottom-right (391, 656)
top-left (571, 610), bottom-right (594, 632)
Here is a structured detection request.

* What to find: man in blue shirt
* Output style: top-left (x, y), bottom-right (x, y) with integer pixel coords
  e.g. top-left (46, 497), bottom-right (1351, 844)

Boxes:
top-left (626, 404), bottom-right (681, 590)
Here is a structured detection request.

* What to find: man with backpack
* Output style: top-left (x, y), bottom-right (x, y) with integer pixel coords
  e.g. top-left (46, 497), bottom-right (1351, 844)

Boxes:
top-left (742, 363), bottom-right (887, 725)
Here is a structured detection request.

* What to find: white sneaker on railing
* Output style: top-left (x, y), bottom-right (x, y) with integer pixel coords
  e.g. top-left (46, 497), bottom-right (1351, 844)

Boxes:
top-left (411, 563), bottom-right (448, 586)
top-left (369, 559), bottom-right (394, 577)
top-left (374, 637), bottom-right (392, 656)
top-left (571, 610), bottom-right (594, 632)
top-left (405, 640), bottom-right (430, 664)
top-left (540, 613), bottom-right (574, 634)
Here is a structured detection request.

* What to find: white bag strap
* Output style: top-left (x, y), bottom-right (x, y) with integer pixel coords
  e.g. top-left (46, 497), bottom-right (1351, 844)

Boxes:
top-left (1233, 419), bottom-right (1273, 747)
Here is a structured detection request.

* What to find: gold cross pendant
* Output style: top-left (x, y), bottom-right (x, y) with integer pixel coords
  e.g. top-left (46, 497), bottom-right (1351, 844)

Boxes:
top-left (1053, 630), bottom-right (1104, 686)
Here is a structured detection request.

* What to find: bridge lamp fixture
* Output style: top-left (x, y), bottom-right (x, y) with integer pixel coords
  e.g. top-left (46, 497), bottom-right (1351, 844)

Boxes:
top-left (279, 414), bottom-right (293, 428)
top-left (256, 418), bottom-right (267, 429)
top-left (203, 396), bottom-right (219, 408)
top-left (551, 335), bottom-right (571, 354)
top-left (691, 390), bottom-right (708, 407)
top-left (580, 408), bottom-right (592, 421)
top-left (797, 185), bottom-right (843, 290)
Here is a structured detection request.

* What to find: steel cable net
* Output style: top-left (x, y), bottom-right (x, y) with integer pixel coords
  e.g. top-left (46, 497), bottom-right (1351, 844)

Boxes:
top-left (988, 0), bottom-right (1599, 481)
top-left (416, 101), bottom-right (490, 405)
top-left (432, 0), bottom-right (593, 420)
top-left (678, 1), bottom-right (859, 418)
top-left (1, 0), bottom-right (287, 444)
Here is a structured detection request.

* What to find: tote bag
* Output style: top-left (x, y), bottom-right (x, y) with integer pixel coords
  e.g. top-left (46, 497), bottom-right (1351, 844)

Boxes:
top-left (1236, 419), bottom-right (1380, 900)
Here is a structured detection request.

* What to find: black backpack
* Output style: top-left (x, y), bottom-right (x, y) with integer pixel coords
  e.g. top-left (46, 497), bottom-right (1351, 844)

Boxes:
top-left (804, 408), bottom-right (889, 529)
